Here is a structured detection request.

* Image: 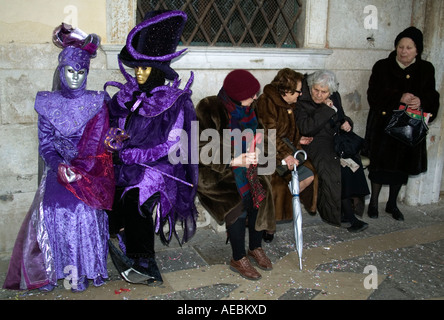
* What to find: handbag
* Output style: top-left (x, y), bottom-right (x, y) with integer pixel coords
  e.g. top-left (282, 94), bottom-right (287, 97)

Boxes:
top-left (384, 105), bottom-right (429, 147)
top-left (334, 130), bottom-right (364, 158)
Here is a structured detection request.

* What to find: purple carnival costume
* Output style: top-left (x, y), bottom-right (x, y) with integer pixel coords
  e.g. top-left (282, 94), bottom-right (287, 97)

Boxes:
top-left (3, 25), bottom-right (114, 292)
top-left (104, 11), bottom-right (198, 285)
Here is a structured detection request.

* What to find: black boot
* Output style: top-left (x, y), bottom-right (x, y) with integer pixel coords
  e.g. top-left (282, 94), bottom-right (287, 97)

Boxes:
top-left (385, 205), bottom-right (404, 221)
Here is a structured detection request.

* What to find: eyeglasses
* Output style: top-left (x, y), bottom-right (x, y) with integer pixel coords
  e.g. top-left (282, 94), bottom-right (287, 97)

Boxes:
top-left (283, 89), bottom-right (302, 96)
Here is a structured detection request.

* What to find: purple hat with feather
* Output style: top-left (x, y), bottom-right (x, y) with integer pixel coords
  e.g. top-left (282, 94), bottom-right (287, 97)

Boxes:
top-left (52, 23), bottom-right (101, 97)
top-left (53, 23), bottom-right (100, 72)
top-left (118, 10), bottom-right (187, 80)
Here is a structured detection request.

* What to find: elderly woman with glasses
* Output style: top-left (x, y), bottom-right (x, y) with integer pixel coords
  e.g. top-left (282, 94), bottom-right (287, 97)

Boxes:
top-left (294, 70), bottom-right (369, 233)
top-left (256, 68), bottom-right (318, 242)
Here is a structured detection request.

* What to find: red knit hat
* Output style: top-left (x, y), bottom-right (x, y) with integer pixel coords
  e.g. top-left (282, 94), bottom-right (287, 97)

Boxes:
top-left (223, 69), bottom-right (260, 101)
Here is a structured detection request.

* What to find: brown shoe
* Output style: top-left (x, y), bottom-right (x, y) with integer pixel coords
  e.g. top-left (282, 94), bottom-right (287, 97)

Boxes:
top-left (230, 257), bottom-right (261, 280)
top-left (248, 247), bottom-right (273, 270)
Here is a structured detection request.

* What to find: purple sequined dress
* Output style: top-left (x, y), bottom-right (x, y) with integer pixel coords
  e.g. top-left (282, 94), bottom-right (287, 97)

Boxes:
top-left (3, 47), bottom-right (114, 291)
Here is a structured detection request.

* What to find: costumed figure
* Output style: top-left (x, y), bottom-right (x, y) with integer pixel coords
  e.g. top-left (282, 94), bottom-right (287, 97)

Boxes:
top-left (3, 24), bottom-right (114, 292)
top-left (104, 10), bottom-right (198, 285)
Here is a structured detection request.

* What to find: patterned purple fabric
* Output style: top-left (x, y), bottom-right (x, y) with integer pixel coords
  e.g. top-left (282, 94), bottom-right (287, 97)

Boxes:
top-left (3, 79), bottom-right (113, 290)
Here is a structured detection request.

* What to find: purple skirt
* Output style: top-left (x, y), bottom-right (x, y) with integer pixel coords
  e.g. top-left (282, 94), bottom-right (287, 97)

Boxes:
top-left (3, 170), bottom-right (109, 290)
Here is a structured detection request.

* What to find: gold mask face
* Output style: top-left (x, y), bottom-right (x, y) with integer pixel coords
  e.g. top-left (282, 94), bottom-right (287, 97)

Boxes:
top-left (64, 66), bottom-right (87, 89)
top-left (134, 66), bottom-right (152, 85)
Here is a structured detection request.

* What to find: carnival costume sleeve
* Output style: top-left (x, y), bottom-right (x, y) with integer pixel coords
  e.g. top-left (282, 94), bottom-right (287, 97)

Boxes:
top-left (57, 105), bottom-right (115, 210)
top-left (38, 114), bottom-right (65, 172)
top-left (119, 108), bottom-right (184, 165)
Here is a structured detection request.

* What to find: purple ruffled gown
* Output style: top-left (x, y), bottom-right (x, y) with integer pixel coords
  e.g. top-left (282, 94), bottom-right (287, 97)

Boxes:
top-left (3, 88), bottom-right (114, 291)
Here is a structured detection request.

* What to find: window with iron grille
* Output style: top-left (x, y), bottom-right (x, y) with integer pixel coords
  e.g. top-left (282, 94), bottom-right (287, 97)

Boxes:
top-left (137, 0), bottom-right (303, 48)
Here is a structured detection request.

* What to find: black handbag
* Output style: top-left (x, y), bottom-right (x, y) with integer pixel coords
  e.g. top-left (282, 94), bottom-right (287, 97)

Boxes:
top-left (334, 130), bottom-right (364, 158)
top-left (384, 105), bottom-right (429, 147)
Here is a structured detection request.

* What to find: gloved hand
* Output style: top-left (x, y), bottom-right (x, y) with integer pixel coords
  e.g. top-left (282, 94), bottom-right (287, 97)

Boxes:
top-left (58, 164), bottom-right (82, 183)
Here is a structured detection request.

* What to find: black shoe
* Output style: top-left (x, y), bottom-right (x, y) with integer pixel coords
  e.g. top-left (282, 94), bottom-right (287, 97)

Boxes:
top-left (385, 206), bottom-right (404, 221)
top-left (133, 257), bottom-right (163, 286)
top-left (347, 220), bottom-right (369, 233)
top-left (262, 232), bottom-right (274, 243)
top-left (367, 205), bottom-right (379, 219)
top-left (340, 217), bottom-right (352, 228)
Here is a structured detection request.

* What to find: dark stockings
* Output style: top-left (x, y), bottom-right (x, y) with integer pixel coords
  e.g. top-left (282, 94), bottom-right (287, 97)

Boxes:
top-left (369, 182), bottom-right (382, 208)
top-left (387, 184), bottom-right (402, 209)
top-left (369, 182), bottom-right (402, 209)
top-left (227, 210), bottom-right (263, 261)
top-left (342, 198), bottom-right (358, 224)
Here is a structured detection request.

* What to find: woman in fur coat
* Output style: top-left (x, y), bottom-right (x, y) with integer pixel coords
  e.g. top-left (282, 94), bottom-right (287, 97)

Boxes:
top-left (196, 70), bottom-right (275, 281)
top-left (256, 69), bottom-right (318, 241)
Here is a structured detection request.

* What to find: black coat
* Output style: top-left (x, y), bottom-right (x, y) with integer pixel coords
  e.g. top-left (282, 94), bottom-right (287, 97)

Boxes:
top-left (364, 51), bottom-right (440, 176)
top-left (295, 79), bottom-right (359, 226)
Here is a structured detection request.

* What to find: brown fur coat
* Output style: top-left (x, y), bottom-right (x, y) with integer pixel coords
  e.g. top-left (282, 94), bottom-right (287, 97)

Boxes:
top-left (256, 84), bottom-right (318, 221)
top-left (195, 96), bottom-right (276, 233)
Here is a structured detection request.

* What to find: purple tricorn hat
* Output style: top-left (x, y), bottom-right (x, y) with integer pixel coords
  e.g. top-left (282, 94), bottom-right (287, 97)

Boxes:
top-left (118, 10), bottom-right (188, 80)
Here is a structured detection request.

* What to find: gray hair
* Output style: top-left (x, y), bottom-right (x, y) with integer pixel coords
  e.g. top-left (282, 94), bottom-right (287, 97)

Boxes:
top-left (307, 70), bottom-right (339, 94)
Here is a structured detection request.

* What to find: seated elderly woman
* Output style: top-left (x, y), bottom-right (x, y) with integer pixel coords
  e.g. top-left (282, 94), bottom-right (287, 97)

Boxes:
top-left (294, 70), bottom-right (369, 233)
top-left (256, 68), bottom-right (318, 242)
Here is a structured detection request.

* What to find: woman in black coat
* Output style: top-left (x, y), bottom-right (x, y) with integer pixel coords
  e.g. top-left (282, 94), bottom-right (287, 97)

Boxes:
top-left (364, 27), bottom-right (440, 221)
top-left (295, 70), bottom-right (369, 232)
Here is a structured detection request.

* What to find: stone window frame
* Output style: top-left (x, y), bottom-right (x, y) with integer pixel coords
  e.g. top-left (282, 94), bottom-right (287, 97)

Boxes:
top-left (103, 0), bottom-right (332, 71)
top-left (137, 0), bottom-right (303, 48)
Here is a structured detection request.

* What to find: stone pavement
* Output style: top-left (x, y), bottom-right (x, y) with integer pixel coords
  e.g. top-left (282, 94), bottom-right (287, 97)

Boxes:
top-left (1, 199), bottom-right (443, 304)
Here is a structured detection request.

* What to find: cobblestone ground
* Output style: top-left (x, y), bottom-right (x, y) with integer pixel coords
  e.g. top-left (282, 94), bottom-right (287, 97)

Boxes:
top-left (1, 200), bottom-right (443, 305)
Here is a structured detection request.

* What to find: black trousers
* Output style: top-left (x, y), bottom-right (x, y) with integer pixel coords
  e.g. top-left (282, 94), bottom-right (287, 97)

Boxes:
top-left (107, 187), bottom-right (156, 259)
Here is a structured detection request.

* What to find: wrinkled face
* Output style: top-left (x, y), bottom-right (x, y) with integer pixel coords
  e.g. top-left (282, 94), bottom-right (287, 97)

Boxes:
top-left (310, 84), bottom-right (330, 104)
top-left (396, 37), bottom-right (418, 66)
top-left (282, 81), bottom-right (302, 105)
top-left (134, 66), bottom-right (152, 85)
top-left (64, 66), bottom-right (87, 89)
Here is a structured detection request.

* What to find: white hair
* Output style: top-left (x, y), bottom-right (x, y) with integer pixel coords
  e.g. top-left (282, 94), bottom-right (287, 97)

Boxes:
top-left (307, 70), bottom-right (339, 94)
